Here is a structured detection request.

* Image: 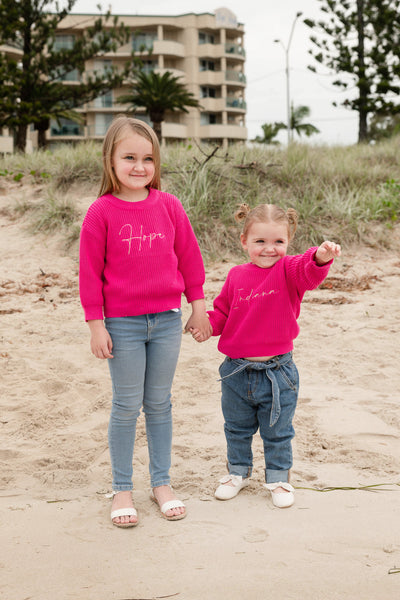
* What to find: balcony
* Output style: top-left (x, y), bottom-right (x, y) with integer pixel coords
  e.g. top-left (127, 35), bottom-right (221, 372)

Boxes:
top-left (200, 97), bottom-right (225, 112)
top-left (162, 122), bottom-right (188, 139)
top-left (225, 43), bottom-right (246, 58)
top-left (226, 97), bottom-right (246, 110)
top-left (50, 122), bottom-right (84, 137)
top-left (199, 123), bottom-right (247, 140)
top-left (157, 67), bottom-right (186, 80)
top-left (225, 70), bottom-right (246, 84)
top-left (197, 43), bottom-right (224, 59)
top-left (198, 70), bottom-right (225, 86)
top-left (153, 39), bottom-right (185, 57)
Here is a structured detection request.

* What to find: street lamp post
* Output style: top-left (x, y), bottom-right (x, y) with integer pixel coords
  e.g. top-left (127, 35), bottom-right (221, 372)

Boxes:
top-left (274, 11), bottom-right (303, 145)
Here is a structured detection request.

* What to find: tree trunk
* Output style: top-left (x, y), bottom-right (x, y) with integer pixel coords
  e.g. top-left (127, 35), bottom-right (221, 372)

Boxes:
top-left (36, 120), bottom-right (49, 149)
top-left (358, 110), bottom-right (368, 143)
top-left (15, 123), bottom-right (28, 153)
top-left (152, 120), bottom-right (162, 143)
top-left (356, 0), bottom-right (369, 142)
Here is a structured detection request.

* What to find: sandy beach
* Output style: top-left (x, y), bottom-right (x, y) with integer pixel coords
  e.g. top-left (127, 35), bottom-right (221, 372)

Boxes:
top-left (1, 186), bottom-right (400, 599)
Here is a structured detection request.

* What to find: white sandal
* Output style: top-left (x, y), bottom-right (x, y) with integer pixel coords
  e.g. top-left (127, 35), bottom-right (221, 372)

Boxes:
top-left (264, 481), bottom-right (294, 508)
top-left (150, 486), bottom-right (186, 521)
top-left (108, 491), bottom-right (138, 528)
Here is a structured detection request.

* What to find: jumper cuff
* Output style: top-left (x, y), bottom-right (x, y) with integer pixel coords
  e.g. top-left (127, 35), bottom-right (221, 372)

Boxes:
top-left (84, 306), bottom-right (104, 321)
top-left (185, 285), bottom-right (205, 304)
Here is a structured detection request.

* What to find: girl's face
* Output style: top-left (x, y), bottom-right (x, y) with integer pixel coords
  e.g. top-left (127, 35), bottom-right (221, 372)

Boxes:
top-left (241, 221), bottom-right (289, 268)
top-left (111, 132), bottom-right (155, 200)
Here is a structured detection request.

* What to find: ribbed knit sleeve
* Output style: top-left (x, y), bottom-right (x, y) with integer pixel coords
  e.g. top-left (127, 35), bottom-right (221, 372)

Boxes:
top-left (171, 198), bottom-right (205, 303)
top-left (207, 276), bottom-right (231, 335)
top-left (79, 202), bottom-right (107, 321)
top-left (284, 247), bottom-right (332, 301)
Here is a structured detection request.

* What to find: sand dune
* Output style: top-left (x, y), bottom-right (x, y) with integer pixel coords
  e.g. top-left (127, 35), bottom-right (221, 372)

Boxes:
top-left (1, 189), bottom-right (399, 599)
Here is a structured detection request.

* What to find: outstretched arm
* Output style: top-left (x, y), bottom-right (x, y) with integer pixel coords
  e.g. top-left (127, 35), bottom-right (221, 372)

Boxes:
top-left (315, 241), bottom-right (341, 266)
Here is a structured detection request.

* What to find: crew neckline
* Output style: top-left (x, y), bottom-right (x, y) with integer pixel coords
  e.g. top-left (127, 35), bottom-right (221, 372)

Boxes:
top-left (104, 188), bottom-right (158, 209)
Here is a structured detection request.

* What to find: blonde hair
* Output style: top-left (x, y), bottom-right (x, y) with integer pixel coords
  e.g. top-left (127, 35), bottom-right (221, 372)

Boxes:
top-left (99, 115), bottom-right (161, 197)
top-left (235, 203), bottom-right (298, 241)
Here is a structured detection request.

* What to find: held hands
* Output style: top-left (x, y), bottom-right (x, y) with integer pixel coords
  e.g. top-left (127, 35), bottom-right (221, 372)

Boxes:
top-left (188, 326), bottom-right (213, 343)
top-left (315, 241), bottom-right (341, 265)
top-left (184, 298), bottom-right (213, 343)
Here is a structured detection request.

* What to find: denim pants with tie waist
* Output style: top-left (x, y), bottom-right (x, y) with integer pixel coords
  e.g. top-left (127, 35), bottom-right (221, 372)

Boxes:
top-left (219, 352), bottom-right (299, 484)
top-left (105, 310), bottom-right (182, 491)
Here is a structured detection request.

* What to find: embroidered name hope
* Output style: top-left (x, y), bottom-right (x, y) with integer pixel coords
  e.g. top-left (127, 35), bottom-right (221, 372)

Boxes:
top-left (119, 223), bottom-right (165, 253)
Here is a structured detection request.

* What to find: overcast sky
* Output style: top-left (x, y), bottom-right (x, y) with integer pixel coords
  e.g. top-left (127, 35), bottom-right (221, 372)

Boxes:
top-left (72, 0), bottom-right (359, 146)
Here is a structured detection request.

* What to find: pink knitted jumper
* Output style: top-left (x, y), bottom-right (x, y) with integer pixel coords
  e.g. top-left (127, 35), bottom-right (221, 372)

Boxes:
top-left (79, 189), bottom-right (205, 321)
top-left (207, 248), bottom-right (332, 358)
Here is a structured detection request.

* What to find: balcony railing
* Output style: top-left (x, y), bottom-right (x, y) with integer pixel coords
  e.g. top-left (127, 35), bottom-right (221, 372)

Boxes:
top-left (226, 97), bottom-right (246, 109)
top-left (225, 43), bottom-right (245, 57)
top-left (225, 70), bottom-right (246, 83)
top-left (50, 123), bottom-right (84, 136)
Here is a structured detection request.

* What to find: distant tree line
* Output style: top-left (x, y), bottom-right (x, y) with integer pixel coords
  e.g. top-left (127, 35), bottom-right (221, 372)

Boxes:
top-left (305, 0), bottom-right (400, 143)
top-left (255, 0), bottom-right (400, 145)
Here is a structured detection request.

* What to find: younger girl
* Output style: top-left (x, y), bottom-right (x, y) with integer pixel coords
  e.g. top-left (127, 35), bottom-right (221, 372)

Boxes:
top-left (79, 116), bottom-right (211, 527)
top-left (192, 203), bottom-right (340, 508)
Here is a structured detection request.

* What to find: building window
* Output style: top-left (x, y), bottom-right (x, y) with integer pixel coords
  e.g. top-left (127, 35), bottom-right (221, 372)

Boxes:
top-left (52, 35), bottom-right (79, 81)
top-left (94, 113), bottom-right (114, 136)
top-left (94, 91), bottom-right (113, 108)
top-left (132, 32), bottom-right (157, 52)
top-left (200, 113), bottom-right (217, 125)
top-left (54, 68), bottom-right (79, 82)
top-left (50, 118), bottom-right (83, 136)
top-left (140, 60), bottom-right (158, 73)
top-left (200, 60), bottom-right (215, 72)
top-left (93, 60), bottom-right (113, 75)
top-left (199, 32), bottom-right (215, 45)
top-left (201, 86), bottom-right (217, 98)
top-left (54, 35), bottom-right (75, 50)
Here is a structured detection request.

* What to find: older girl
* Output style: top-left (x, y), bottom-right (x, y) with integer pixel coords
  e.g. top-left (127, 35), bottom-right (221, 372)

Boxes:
top-left (79, 116), bottom-right (210, 527)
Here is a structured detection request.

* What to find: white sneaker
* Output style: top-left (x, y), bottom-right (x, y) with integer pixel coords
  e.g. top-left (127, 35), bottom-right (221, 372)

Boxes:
top-left (264, 482), bottom-right (294, 508)
top-left (215, 474), bottom-right (249, 500)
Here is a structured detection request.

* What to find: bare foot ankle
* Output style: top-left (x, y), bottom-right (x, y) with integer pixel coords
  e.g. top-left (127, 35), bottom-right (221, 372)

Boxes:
top-left (273, 486), bottom-right (289, 494)
top-left (152, 485), bottom-right (186, 518)
top-left (112, 491), bottom-right (138, 526)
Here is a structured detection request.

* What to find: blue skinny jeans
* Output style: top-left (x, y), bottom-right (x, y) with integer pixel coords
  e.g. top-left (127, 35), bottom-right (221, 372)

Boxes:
top-left (105, 310), bottom-right (182, 491)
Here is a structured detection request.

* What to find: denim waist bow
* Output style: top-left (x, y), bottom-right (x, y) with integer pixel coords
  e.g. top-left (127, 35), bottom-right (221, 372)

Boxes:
top-left (219, 352), bottom-right (293, 427)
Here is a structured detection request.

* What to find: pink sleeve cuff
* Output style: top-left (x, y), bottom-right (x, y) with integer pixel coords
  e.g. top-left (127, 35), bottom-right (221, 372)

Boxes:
top-left (83, 306), bottom-right (104, 321)
top-left (184, 285), bottom-right (205, 304)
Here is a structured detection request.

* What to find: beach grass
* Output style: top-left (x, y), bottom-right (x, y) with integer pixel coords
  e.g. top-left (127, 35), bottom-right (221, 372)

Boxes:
top-left (1, 136), bottom-right (399, 259)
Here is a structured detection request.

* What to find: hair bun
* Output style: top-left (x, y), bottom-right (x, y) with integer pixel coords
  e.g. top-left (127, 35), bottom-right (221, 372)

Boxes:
top-left (234, 203), bottom-right (251, 223)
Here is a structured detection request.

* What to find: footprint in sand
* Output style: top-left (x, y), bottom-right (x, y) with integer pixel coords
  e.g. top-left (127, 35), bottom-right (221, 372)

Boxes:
top-left (243, 528), bottom-right (269, 543)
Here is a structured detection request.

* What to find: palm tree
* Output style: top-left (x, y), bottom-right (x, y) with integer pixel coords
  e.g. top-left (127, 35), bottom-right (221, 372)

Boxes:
top-left (252, 122), bottom-right (287, 145)
top-left (290, 104), bottom-right (320, 139)
top-left (118, 70), bottom-right (201, 142)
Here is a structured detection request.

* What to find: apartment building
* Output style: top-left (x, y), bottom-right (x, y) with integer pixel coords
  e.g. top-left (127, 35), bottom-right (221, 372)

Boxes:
top-left (39, 7), bottom-right (246, 150)
top-left (0, 44), bottom-right (24, 153)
